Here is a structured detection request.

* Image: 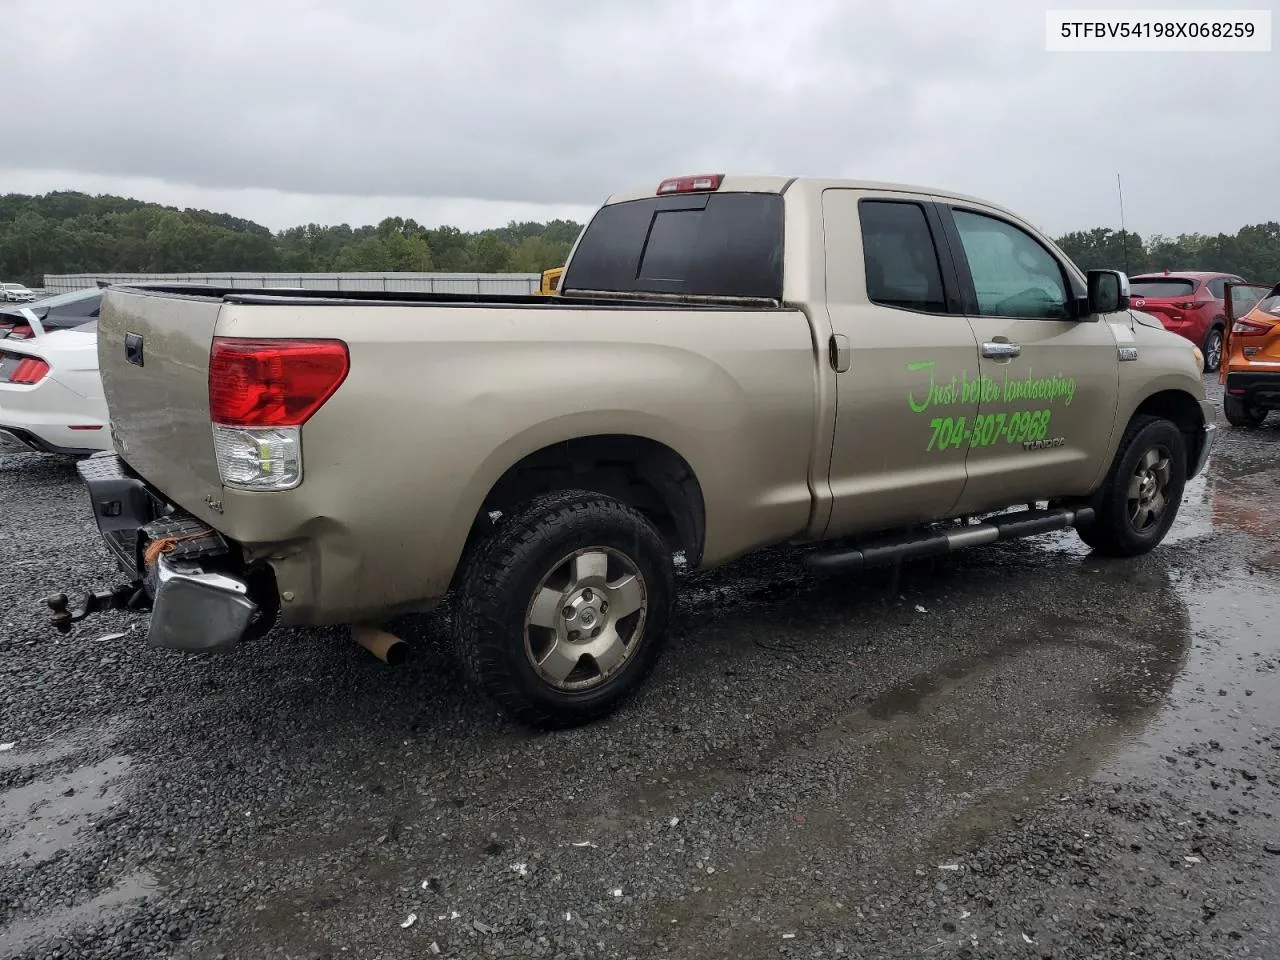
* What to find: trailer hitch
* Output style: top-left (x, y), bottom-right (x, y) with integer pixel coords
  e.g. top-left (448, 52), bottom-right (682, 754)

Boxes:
top-left (46, 583), bottom-right (149, 634)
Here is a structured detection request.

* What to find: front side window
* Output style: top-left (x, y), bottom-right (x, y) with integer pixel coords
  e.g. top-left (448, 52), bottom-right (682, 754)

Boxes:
top-left (951, 209), bottom-right (1070, 320)
top-left (858, 200), bottom-right (948, 314)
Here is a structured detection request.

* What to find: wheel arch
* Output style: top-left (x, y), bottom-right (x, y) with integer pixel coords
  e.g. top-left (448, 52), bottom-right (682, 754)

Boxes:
top-left (1130, 388), bottom-right (1209, 468)
top-left (450, 433), bottom-right (707, 591)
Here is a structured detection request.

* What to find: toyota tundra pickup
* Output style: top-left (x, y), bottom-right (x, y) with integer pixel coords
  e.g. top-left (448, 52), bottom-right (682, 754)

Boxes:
top-left (56, 174), bottom-right (1217, 727)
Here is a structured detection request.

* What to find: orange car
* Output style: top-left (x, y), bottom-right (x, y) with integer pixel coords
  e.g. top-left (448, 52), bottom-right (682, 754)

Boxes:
top-left (1221, 281), bottom-right (1280, 427)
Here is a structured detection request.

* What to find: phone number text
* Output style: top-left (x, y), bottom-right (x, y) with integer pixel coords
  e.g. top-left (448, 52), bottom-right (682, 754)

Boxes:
top-left (927, 411), bottom-right (1053, 452)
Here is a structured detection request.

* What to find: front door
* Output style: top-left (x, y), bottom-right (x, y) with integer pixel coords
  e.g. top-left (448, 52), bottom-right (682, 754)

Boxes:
top-left (937, 204), bottom-right (1120, 515)
top-left (820, 189), bottom-right (980, 539)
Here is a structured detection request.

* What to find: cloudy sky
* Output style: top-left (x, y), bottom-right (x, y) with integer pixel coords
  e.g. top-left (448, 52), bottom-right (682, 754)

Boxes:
top-left (2, 0), bottom-right (1274, 238)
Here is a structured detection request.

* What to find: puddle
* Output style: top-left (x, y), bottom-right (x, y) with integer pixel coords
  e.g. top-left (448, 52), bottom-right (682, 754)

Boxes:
top-left (0, 736), bottom-right (93, 775)
top-left (0, 719), bottom-right (134, 774)
top-left (0, 871), bottom-right (158, 959)
top-left (0, 755), bottom-right (135, 865)
top-left (1100, 577), bottom-right (1280, 783)
top-left (1162, 472), bottom-right (1216, 545)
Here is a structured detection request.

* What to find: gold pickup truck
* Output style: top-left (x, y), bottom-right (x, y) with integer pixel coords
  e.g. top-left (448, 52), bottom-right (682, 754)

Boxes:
top-left (59, 174), bottom-right (1216, 727)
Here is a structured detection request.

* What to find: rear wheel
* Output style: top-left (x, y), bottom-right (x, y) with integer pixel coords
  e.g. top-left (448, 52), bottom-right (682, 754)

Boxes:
top-left (1076, 415), bottom-right (1186, 557)
top-left (1202, 326), bottom-right (1224, 373)
top-left (453, 490), bottom-right (676, 728)
top-left (1223, 395), bottom-right (1267, 428)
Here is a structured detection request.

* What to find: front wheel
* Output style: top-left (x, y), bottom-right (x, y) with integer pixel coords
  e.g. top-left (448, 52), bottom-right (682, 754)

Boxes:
top-left (1223, 395), bottom-right (1267, 428)
top-left (452, 490), bottom-right (676, 728)
top-left (1202, 326), bottom-right (1224, 373)
top-left (1076, 415), bottom-right (1187, 557)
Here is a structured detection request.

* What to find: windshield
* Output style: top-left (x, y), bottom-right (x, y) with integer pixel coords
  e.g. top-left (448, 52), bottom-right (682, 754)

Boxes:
top-left (1129, 278), bottom-right (1198, 298)
top-left (0, 287), bottom-right (101, 330)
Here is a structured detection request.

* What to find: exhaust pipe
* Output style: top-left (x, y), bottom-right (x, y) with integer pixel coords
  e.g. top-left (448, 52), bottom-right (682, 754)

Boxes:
top-left (352, 624), bottom-right (409, 665)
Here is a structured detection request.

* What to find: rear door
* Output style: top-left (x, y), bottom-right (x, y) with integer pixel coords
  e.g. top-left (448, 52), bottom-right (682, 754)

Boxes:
top-left (934, 203), bottom-right (1120, 514)
top-left (1223, 282), bottom-right (1280, 381)
top-left (820, 189), bottom-right (980, 538)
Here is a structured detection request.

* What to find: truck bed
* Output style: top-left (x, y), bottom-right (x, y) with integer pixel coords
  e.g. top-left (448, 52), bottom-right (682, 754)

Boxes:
top-left (126, 283), bottom-right (779, 312)
top-left (94, 282), bottom-right (819, 624)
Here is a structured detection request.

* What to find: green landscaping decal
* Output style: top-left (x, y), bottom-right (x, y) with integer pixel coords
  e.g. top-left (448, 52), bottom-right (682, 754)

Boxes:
top-left (905, 360), bottom-right (1076, 452)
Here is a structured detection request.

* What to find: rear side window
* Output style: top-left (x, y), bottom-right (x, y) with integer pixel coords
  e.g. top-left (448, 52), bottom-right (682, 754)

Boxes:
top-left (1239, 285), bottom-right (1280, 317)
top-left (562, 192), bottom-right (784, 300)
top-left (858, 200), bottom-right (948, 314)
top-left (1256, 295), bottom-right (1280, 316)
top-left (1130, 278), bottom-right (1198, 298)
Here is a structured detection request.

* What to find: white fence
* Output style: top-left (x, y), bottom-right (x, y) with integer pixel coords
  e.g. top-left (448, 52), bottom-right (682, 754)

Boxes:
top-left (42, 272), bottom-right (542, 296)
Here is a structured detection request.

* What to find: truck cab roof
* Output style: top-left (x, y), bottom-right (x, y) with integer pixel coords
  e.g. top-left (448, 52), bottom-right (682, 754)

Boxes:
top-left (603, 174), bottom-right (1022, 218)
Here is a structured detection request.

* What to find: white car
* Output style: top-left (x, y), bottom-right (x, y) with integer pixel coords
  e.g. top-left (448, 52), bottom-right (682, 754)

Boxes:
top-left (0, 288), bottom-right (111, 456)
top-left (1, 282), bottom-right (37, 302)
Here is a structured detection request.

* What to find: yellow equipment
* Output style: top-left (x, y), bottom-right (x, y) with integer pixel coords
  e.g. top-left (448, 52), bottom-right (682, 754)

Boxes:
top-left (537, 266), bottom-right (564, 296)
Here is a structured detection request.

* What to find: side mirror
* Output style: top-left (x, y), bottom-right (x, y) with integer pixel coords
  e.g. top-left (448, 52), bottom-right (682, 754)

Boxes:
top-left (1086, 269), bottom-right (1130, 315)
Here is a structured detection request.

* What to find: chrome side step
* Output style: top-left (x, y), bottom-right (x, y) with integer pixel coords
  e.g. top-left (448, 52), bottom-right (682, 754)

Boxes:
top-left (804, 506), bottom-right (1094, 575)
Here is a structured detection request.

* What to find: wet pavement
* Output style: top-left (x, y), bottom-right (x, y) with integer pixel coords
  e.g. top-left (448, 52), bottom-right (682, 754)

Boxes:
top-left (2, 376), bottom-right (1279, 959)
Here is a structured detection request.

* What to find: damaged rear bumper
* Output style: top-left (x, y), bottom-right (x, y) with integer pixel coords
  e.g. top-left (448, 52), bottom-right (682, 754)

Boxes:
top-left (53, 452), bottom-right (269, 652)
top-left (148, 553), bottom-right (258, 653)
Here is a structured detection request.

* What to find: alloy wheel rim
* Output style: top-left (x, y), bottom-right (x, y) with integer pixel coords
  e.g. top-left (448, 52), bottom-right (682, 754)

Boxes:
top-left (523, 546), bottom-right (648, 691)
top-left (1127, 444), bottom-right (1173, 531)
top-left (1206, 332), bottom-right (1222, 369)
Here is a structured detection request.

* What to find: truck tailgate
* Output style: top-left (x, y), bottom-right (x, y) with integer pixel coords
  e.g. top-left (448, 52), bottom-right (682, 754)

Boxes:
top-left (97, 288), bottom-right (224, 509)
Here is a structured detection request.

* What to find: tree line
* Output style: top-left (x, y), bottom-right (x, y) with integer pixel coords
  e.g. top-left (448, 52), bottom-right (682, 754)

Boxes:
top-left (2, 190), bottom-right (1278, 287)
top-left (1055, 224), bottom-right (1280, 283)
top-left (0, 191), bottom-right (581, 285)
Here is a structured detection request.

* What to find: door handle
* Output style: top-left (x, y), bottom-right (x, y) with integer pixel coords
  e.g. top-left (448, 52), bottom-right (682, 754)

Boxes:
top-left (981, 340), bottom-right (1021, 359)
top-left (829, 333), bottom-right (851, 373)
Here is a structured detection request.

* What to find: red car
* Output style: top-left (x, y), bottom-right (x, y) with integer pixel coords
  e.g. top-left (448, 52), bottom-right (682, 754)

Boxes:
top-left (1126, 270), bottom-right (1245, 373)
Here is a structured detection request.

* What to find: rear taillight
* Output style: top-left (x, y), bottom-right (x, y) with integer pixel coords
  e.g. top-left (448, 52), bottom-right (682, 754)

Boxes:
top-left (1172, 300), bottom-right (1200, 311)
top-left (1232, 318), bottom-right (1272, 337)
top-left (6, 356), bottom-right (50, 385)
top-left (208, 337), bottom-right (349, 490)
top-left (657, 174), bottom-right (723, 195)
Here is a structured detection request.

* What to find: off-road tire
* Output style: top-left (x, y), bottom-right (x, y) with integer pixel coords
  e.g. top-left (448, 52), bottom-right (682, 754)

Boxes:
top-left (453, 489), bottom-right (676, 728)
top-left (1076, 415), bottom-right (1187, 557)
top-left (1202, 325), bottom-right (1224, 373)
top-left (1223, 395), bottom-right (1267, 428)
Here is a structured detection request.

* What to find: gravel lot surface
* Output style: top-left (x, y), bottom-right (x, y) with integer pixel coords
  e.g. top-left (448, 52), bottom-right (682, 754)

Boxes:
top-left (2, 376), bottom-right (1279, 959)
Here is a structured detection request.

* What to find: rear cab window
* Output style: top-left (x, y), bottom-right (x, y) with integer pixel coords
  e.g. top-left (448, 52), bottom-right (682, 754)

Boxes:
top-left (561, 192), bottom-right (784, 300)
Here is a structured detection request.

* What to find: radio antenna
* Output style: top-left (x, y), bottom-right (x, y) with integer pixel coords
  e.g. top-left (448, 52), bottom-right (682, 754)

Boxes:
top-left (1117, 174), bottom-right (1130, 274)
